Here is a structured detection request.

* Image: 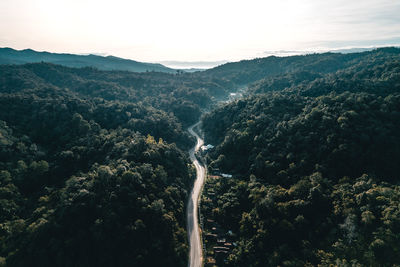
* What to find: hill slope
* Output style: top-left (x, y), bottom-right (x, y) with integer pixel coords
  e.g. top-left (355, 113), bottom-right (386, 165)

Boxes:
top-left (0, 61), bottom-right (232, 266)
top-left (200, 48), bottom-right (400, 266)
top-left (202, 47), bottom-right (400, 86)
top-left (0, 47), bottom-right (175, 73)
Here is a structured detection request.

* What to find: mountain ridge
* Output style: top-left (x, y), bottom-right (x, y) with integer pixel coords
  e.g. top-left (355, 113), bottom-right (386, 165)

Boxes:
top-left (0, 47), bottom-right (176, 73)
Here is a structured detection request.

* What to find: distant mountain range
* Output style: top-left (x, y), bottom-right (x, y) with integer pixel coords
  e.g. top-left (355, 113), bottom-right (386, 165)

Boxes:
top-left (262, 46), bottom-right (400, 57)
top-left (160, 60), bottom-right (229, 70)
top-left (0, 47), bottom-right (175, 73)
top-left (2, 46), bottom-right (399, 74)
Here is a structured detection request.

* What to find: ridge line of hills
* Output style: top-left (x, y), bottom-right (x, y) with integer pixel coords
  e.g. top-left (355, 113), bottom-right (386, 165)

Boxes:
top-left (2, 46), bottom-right (399, 75)
top-left (0, 47), bottom-right (176, 73)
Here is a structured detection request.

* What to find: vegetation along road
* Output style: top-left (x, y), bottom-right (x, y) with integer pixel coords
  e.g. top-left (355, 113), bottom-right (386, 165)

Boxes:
top-left (187, 121), bottom-right (206, 267)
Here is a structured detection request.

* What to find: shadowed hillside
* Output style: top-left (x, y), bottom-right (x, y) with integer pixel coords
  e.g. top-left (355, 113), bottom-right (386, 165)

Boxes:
top-left (0, 47), bottom-right (175, 73)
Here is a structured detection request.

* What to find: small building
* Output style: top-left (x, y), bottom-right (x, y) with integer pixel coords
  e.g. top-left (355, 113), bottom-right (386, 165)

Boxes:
top-left (221, 173), bottom-right (233, 178)
top-left (217, 238), bottom-right (226, 244)
top-left (208, 192), bottom-right (216, 198)
top-left (205, 257), bottom-right (216, 267)
top-left (213, 246), bottom-right (230, 253)
top-left (205, 233), bottom-right (217, 241)
top-left (224, 242), bottom-right (233, 248)
top-left (201, 144), bottom-right (215, 152)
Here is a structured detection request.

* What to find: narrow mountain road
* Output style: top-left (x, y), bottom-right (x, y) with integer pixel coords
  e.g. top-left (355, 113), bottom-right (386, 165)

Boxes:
top-left (187, 121), bottom-right (206, 267)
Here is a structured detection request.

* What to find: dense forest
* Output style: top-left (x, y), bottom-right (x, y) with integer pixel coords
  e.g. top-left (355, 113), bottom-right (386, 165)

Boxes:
top-left (201, 47), bottom-right (400, 86)
top-left (1, 47), bottom-right (400, 266)
top-left (0, 62), bottom-right (233, 266)
top-left (201, 47), bottom-right (400, 266)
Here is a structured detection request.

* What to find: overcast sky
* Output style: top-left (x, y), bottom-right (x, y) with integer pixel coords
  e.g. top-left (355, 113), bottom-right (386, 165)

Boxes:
top-left (1, 0), bottom-right (399, 62)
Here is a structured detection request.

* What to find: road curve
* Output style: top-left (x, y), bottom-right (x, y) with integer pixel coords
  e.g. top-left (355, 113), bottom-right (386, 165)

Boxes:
top-left (187, 121), bottom-right (206, 267)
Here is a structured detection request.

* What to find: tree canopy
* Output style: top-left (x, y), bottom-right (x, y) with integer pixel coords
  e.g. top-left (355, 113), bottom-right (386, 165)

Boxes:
top-left (1, 47), bottom-right (400, 266)
top-left (201, 47), bottom-right (400, 266)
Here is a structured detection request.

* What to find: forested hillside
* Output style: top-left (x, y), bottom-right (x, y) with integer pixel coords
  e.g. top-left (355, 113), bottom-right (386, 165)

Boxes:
top-left (1, 47), bottom-right (400, 266)
top-left (203, 47), bottom-right (400, 87)
top-left (0, 48), bottom-right (175, 73)
top-left (201, 48), bottom-right (400, 266)
top-left (0, 63), bottom-right (232, 126)
top-left (0, 62), bottom-right (231, 266)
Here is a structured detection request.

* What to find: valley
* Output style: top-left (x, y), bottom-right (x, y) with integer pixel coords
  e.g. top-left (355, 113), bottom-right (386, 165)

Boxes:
top-left (187, 122), bottom-right (206, 267)
top-left (0, 47), bottom-right (400, 266)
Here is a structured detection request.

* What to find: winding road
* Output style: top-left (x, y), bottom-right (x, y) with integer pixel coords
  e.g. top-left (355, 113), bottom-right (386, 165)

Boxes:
top-left (187, 121), bottom-right (206, 267)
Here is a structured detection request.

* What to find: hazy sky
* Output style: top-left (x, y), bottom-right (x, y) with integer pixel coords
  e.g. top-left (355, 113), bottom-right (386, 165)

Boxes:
top-left (1, 0), bottom-right (399, 62)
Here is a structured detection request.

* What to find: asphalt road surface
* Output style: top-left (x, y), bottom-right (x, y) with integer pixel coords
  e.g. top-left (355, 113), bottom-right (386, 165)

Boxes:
top-left (187, 121), bottom-right (205, 267)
